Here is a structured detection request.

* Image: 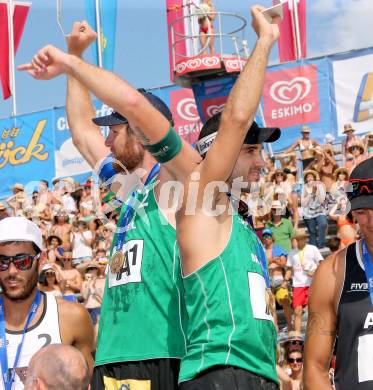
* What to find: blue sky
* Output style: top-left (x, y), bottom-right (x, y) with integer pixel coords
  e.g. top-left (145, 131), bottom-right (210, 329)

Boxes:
top-left (0, 0), bottom-right (373, 119)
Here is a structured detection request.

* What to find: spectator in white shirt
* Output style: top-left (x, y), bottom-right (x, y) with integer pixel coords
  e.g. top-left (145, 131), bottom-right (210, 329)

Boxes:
top-left (285, 229), bottom-right (323, 332)
top-left (71, 220), bottom-right (93, 265)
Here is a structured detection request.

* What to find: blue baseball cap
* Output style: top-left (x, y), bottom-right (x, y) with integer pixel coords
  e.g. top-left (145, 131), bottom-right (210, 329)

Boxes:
top-left (262, 228), bottom-right (273, 237)
top-left (92, 89), bottom-right (174, 127)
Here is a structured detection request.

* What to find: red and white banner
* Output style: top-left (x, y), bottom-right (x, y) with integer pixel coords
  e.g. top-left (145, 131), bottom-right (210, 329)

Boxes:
top-left (175, 55), bottom-right (220, 76)
top-left (200, 95), bottom-right (227, 121)
top-left (263, 64), bottom-right (320, 127)
top-left (0, 1), bottom-right (30, 100)
top-left (276, 0), bottom-right (307, 62)
top-left (170, 88), bottom-right (202, 144)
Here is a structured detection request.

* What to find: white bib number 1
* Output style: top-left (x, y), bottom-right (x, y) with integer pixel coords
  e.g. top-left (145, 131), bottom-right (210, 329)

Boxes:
top-left (109, 240), bottom-right (144, 288)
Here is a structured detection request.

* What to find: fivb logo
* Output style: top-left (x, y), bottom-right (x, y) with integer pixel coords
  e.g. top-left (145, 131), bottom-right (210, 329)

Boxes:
top-left (263, 64), bottom-right (320, 127)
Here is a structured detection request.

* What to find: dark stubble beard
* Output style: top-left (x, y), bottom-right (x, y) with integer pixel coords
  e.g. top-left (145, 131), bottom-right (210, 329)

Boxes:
top-left (0, 270), bottom-right (39, 302)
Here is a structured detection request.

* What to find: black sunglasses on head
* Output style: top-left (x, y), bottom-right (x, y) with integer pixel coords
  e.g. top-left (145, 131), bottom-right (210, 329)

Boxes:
top-left (0, 253), bottom-right (40, 272)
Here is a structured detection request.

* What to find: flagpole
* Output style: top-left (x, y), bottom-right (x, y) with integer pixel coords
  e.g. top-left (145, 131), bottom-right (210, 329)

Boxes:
top-left (8, 0), bottom-right (17, 116)
top-left (95, 0), bottom-right (103, 67)
top-left (292, 0), bottom-right (302, 59)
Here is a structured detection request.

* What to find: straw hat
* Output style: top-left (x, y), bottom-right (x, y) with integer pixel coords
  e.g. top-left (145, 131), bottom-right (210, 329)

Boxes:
top-left (0, 203), bottom-right (6, 211)
top-left (304, 170), bottom-right (319, 181)
top-left (333, 167), bottom-right (349, 180)
top-left (348, 140), bottom-right (365, 154)
top-left (270, 169), bottom-right (287, 182)
top-left (343, 123), bottom-right (355, 133)
top-left (76, 260), bottom-right (100, 275)
top-left (12, 183), bottom-right (24, 192)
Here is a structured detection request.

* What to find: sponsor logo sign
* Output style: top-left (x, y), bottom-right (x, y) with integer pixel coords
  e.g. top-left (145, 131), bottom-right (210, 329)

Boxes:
top-left (200, 95), bottom-right (228, 120)
top-left (170, 88), bottom-right (202, 144)
top-left (263, 64), bottom-right (320, 127)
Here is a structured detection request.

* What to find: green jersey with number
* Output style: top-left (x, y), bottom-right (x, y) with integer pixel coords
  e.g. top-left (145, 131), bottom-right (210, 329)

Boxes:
top-left (95, 179), bottom-right (187, 366)
top-left (179, 213), bottom-right (277, 383)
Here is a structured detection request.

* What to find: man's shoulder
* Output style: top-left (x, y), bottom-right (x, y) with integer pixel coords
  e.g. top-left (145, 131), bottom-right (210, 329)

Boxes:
top-left (56, 298), bottom-right (89, 323)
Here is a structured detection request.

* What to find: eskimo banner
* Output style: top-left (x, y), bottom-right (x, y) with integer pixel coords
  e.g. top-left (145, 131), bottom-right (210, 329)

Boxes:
top-left (262, 58), bottom-right (332, 150)
top-left (330, 47), bottom-right (373, 136)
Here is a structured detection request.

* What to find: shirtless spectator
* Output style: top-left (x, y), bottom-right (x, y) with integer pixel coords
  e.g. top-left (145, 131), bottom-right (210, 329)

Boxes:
top-left (59, 251), bottom-right (83, 298)
top-left (6, 183), bottom-right (29, 217)
top-left (51, 210), bottom-right (72, 250)
top-left (80, 261), bottom-right (105, 341)
top-left (46, 235), bottom-right (63, 262)
top-left (308, 145), bottom-right (337, 193)
top-left (262, 228), bottom-right (293, 331)
top-left (341, 123), bottom-right (360, 163)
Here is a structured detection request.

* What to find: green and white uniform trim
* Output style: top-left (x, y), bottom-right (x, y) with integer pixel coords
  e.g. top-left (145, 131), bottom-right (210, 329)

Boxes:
top-left (95, 178), bottom-right (187, 366)
top-left (179, 213), bottom-right (278, 384)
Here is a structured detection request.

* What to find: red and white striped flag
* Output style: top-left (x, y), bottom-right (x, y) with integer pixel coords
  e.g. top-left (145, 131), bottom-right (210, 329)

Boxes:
top-left (275, 0), bottom-right (307, 62)
top-left (0, 1), bottom-right (30, 100)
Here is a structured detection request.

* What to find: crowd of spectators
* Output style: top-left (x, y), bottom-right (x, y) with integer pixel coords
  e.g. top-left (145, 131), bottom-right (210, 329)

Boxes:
top-left (0, 122), bottom-right (369, 389)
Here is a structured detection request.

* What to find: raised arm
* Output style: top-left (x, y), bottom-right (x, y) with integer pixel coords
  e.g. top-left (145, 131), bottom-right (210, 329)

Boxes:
top-left (198, 6), bottom-right (279, 185)
top-left (18, 26), bottom-right (200, 179)
top-left (66, 22), bottom-right (110, 167)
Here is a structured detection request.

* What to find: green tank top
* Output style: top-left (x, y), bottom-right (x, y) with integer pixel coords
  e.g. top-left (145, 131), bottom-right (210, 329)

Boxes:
top-left (95, 180), bottom-right (187, 365)
top-left (179, 213), bottom-right (278, 383)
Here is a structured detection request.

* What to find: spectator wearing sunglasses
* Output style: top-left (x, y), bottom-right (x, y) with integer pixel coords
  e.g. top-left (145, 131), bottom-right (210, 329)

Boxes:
top-left (59, 251), bottom-right (83, 298)
top-left (0, 217), bottom-right (94, 387)
top-left (345, 140), bottom-right (367, 173)
top-left (287, 351), bottom-right (303, 389)
top-left (304, 156), bottom-right (373, 389)
top-left (38, 263), bottom-right (64, 297)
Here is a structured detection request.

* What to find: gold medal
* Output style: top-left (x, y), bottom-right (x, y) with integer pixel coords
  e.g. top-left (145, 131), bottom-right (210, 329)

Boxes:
top-left (265, 288), bottom-right (276, 318)
top-left (110, 251), bottom-right (124, 274)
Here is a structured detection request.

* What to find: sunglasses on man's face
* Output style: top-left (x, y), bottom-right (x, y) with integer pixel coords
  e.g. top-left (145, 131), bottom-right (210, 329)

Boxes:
top-left (0, 253), bottom-right (40, 272)
top-left (288, 357), bottom-right (303, 364)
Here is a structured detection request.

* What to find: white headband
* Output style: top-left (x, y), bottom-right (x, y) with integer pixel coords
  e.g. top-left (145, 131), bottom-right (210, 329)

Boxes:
top-left (195, 132), bottom-right (217, 155)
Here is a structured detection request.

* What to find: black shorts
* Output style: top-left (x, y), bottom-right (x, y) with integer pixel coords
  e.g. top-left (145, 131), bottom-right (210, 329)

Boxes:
top-left (179, 366), bottom-right (278, 390)
top-left (91, 358), bottom-right (180, 390)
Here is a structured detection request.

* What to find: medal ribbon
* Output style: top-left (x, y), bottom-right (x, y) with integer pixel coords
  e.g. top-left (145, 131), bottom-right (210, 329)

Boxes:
top-left (361, 240), bottom-right (373, 307)
top-left (114, 163), bottom-right (160, 252)
top-left (0, 290), bottom-right (42, 390)
top-left (254, 236), bottom-right (271, 289)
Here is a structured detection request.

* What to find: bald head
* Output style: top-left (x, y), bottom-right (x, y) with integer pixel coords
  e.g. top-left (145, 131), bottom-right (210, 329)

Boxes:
top-left (25, 344), bottom-right (90, 390)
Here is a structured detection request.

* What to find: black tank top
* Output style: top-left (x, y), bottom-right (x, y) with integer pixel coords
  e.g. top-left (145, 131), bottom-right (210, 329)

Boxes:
top-left (335, 241), bottom-right (373, 389)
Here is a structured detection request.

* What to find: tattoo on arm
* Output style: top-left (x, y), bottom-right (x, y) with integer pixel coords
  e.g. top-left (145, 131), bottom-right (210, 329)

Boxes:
top-left (307, 311), bottom-right (337, 337)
